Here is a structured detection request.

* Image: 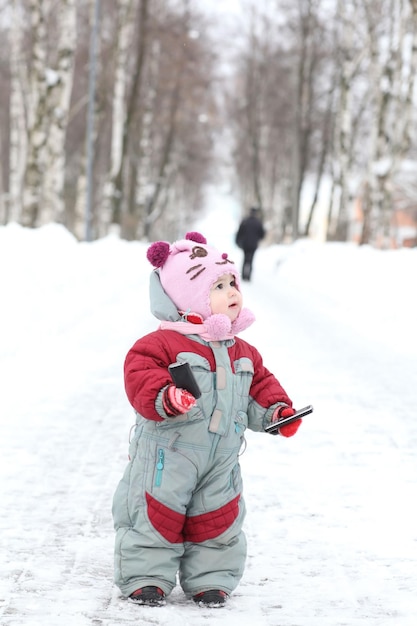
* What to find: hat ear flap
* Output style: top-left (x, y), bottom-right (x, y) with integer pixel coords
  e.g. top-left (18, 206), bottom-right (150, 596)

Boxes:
top-left (147, 241), bottom-right (170, 268)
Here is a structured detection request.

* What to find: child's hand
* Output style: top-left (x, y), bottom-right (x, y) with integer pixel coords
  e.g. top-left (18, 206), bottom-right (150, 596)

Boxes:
top-left (270, 406), bottom-right (302, 437)
top-left (162, 384), bottom-right (197, 417)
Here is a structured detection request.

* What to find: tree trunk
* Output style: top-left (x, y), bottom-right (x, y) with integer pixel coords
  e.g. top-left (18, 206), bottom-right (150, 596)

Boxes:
top-left (142, 62), bottom-right (183, 238)
top-left (42, 0), bottom-right (77, 224)
top-left (110, 0), bottom-right (150, 227)
top-left (135, 39), bottom-right (160, 236)
top-left (303, 83), bottom-right (334, 237)
top-left (0, 123), bottom-right (5, 224)
top-left (333, 0), bottom-right (355, 241)
top-left (73, 0), bottom-right (102, 240)
top-left (8, 3), bottom-right (27, 224)
top-left (292, 0), bottom-right (317, 240)
top-left (362, 0), bottom-right (411, 247)
top-left (102, 0), bottom-right (134, 232)
top-left (21, 0), bottom-right (49, 227)
top-left (246, 11), bottom-right (264, 211)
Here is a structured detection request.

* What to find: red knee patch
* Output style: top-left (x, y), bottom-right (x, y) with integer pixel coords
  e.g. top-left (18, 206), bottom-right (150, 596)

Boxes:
top-left (184, 495), bottom-right (240, 542)
top-left (146, 492), bottom-right (241, 544)
top-left (146, 492), bottom-right (185, 543)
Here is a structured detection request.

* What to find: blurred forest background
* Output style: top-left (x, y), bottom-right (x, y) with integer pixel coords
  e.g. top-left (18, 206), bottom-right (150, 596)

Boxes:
top-left (1, 0), bottom-right (417, 247)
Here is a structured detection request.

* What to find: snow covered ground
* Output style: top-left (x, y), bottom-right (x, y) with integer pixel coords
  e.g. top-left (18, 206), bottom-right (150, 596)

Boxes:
top-left (1, 207), bottom-right (417, 626)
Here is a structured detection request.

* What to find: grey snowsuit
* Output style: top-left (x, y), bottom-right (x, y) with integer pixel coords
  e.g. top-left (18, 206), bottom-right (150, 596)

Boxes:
top-left (112, 273), bottom-right (292, 599)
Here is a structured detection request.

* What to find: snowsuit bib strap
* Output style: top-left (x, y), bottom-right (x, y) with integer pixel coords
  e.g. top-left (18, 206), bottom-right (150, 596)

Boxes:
top-left (208, 341), bottom-right (232, 436)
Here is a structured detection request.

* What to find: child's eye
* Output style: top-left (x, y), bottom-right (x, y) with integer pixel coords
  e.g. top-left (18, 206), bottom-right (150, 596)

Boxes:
top-left (216, 283), bottom-right (224, 290)
top-left (230, 279), bottom-right (236, 287)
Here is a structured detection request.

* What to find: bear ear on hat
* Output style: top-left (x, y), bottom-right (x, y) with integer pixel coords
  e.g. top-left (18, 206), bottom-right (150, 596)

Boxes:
top-left (147, 241), bottom-right (170, 268)
top-left (185, 231), bottom-right (207, 244)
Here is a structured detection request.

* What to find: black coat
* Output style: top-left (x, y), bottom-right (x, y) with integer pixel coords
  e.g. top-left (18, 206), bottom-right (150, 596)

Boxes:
top-left (235, 216), bottom-right (265, 251)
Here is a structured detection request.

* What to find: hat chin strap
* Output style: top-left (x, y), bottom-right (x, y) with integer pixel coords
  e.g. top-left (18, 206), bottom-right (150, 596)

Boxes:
top-left (159, 308), bottom-right (255, 341)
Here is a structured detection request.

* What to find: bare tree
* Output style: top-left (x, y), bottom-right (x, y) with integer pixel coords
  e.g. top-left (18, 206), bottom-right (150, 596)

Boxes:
top-left (227, 5), bottom-right (296, 239)
top-left (42, 0), bottom-right (76, 223)
top-left (357, 0), bottom-right (417, 246)
top-left (109, 0), bottom-right (150, 236)
top-left (0, 121), bottom-right (5, 224)
top-left (228, 0), bottom-right (336, 241)
top-left (1, 0), bottom-right (218, 239)
top-left (17, 0), bottom-right (76, 227)
top-left (8, 1), bottom-right (27, 224)
top-left (290, 0), bottom-right (323, 239)
top-left (20, 0), bottom-right (49, 227)
top-left (330, 0), bottom-right (366, 241)
top-left (3, 0), bottom-right (417, 247)
top-left (106, 0), bottom-right (218, 240)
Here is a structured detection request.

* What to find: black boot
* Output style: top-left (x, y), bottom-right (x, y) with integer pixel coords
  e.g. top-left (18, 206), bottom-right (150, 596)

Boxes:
top-left (193, 589), bottom-right (228, 608)
top-left (129, 586), bottom-right (166, 607)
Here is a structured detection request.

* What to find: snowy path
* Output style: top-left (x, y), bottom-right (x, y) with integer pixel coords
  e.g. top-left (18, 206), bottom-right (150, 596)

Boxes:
top-left (1, 229), bottom-right (416, 626)
top-left (240, 257), bottom-right (417, 625)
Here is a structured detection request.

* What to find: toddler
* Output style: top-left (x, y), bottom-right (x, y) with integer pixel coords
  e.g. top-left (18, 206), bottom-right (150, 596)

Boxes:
top-left (112, 232), bottom-right (302, 608)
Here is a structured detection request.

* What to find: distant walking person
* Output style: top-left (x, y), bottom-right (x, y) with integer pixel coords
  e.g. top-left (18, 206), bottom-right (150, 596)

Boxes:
top-left (235, 207), bottom-right (265, 281)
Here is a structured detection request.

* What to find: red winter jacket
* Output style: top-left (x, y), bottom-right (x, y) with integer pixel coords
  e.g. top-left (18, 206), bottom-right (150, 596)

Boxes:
top-left (124, 329), bottom-right (291, 423)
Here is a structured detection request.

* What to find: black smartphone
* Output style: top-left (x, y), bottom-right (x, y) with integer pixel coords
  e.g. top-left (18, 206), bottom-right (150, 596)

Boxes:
top-left (168, 362), bottom-right (202, 399)
top-left (264, 404), bottom-right (313, 433)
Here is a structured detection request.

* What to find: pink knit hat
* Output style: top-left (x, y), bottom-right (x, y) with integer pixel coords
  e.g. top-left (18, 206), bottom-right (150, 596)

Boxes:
top-left (147, 231), bottom-right (241, 319)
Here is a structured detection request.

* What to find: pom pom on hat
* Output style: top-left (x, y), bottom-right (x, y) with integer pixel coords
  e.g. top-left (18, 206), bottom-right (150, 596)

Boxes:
top-left (204, 308), bottom-right (256, 340)
top-left (147, 241), bottom-right (170, 268)
top-left (146, 231), bottom-right (240, 320)
top-left (204, 313), bottom-right (233, 340)
top-left (231, 307), bottom-right (256, 334)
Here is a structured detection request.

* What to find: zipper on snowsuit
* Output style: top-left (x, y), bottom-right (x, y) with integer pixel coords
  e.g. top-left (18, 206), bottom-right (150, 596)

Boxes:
top-left (155, 449), bottom-right (165, 487)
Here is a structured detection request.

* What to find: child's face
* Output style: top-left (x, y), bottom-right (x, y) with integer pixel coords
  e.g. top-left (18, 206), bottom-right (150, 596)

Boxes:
top-left (209, 273), bottom-right (242, 322)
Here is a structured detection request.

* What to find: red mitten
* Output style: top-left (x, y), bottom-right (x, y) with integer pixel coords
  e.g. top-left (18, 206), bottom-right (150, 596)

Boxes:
top-left (271, 406), bottom-right (302, 438)
top-left (162, 384), bottom-right (197, 417)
